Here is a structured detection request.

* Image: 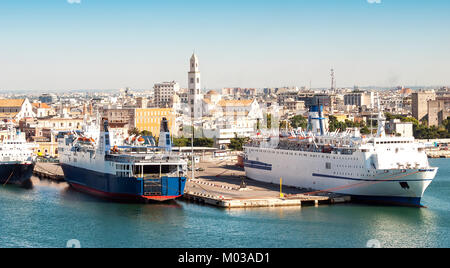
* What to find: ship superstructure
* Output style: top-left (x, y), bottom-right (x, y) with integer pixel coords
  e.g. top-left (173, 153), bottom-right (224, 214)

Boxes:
top-left (58, 118), bottom-right (187, 202)
top-left (244, 105), bottom-right (438, 206)
top-left (0, 122), bottom-right (36, 185)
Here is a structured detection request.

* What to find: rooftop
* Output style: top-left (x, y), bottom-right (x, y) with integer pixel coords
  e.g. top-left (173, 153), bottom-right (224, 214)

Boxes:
top-left (218, 99), bottom-right (254, 107)
top-left (0, 99), bottom-right (25, 107)
top-left (0, 113), bottom-right (19, 119)
top-left (32, 103), bottom-right (51, 109)
top-left (206, 90), bottom-right (220, 95)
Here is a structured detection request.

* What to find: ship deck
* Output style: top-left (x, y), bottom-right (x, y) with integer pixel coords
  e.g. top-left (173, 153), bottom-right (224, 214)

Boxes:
top-left (105, 153), bottom-right (184, 164)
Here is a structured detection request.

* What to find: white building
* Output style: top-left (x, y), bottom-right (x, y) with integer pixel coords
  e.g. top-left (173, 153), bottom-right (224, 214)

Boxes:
top-left (344, 92), bottom-right (375, 109)
top-left (32, 103), bottom-right (53, 118)
top-left (154, 81), bottom-right (180, 108)
top-left (387, 119), bottom-right (414, 137)
top-left (204, 90), bottom-right (222, 105)
top-left (0, 98), bottom-right (36, 121)
top-left (202, 99), bottom-right (263, 147)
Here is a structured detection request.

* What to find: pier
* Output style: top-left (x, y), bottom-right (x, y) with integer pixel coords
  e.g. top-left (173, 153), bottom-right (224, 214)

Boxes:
top-left (427, 150), bottom-right (450, 158)
top-left (33, 162), bottom-right (65, 182)
top-left (184, 160), bottom-right (351, 208)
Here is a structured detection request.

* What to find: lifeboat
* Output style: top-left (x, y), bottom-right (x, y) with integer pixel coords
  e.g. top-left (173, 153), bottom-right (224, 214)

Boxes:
top-left (137, 136), bottom-right (145, 144)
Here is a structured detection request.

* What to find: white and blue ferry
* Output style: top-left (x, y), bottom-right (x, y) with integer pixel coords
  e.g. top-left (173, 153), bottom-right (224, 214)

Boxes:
top-left (244, 105), bottom-right (438, 207)
top-left (58, 118), bottom-right (187, 202)
top-left (0, 122), bottom-right (36, 186)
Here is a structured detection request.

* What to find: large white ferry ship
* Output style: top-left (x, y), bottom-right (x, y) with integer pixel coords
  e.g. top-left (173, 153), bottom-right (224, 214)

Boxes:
top-left (0, 122), bottom-right (36, 186)
top-left (243, 105), bottom-right (438, 207)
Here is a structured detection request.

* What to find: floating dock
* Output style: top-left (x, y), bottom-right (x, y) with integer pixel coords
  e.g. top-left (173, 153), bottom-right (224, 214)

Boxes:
top-left (33, 162), bottom-right (65, 182)
top-left (183, 160), bottom-right (351, 208)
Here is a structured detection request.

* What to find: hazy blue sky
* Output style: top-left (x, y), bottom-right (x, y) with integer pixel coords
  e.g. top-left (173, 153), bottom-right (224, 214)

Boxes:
top-left (0, 0), bottom-right (449, 90)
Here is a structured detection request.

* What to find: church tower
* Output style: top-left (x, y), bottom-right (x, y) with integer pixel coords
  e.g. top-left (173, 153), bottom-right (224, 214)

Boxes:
top-left (188, 53), bottom-right (203, 119)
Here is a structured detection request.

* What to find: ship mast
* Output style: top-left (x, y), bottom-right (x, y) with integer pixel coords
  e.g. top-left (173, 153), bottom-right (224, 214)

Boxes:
top-left (375, 93), bottom-right (386, 138)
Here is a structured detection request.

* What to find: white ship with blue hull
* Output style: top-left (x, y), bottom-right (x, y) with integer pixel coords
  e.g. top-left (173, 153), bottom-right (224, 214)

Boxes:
top-left (58, 118), bottom-right (187, 202)
top-left (0, 123), bottom-right (36, 186)
top-left (244, 105), bottom-right (438, 207)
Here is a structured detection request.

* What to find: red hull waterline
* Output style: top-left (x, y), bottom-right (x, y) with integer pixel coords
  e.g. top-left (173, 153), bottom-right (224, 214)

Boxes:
top-left (69, 183), bottom-right (182, 202)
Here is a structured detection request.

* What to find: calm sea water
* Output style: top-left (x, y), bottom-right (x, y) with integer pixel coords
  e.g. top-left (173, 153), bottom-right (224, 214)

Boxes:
top-left (0, 159), bottom-right (449, 248)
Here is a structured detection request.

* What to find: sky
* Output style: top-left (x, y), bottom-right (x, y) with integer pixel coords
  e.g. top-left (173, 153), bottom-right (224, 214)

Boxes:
top-left (0, 0), bottom-right (449, 91)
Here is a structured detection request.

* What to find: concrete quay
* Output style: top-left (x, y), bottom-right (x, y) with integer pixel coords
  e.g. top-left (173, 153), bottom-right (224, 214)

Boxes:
top-left (33, 162), bottom-right (65, 182)
top-left (184, 160), bottom-right (351, 208)
top-left (427, 150), bottom-right (450, 158)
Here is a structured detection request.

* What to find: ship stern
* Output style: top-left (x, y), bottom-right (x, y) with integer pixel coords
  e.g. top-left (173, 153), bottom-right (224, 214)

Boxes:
top-left (141, 176), bottom-right (187, 202)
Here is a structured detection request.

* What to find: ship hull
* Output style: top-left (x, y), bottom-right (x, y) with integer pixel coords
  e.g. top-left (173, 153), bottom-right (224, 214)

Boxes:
top-left (0, 163), bottom-right (35, 186)
top-left (244, 149), bottom-right (438, 207)
top-left (61, 164), bottom-right (186, 202)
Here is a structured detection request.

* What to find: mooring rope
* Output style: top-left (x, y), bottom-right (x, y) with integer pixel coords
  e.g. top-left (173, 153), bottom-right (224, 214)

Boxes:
top-left (3, 169), bottom-right (16, 186)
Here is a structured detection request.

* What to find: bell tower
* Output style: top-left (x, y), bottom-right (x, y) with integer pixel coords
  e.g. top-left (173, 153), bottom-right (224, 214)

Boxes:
top-left (188, 53), bottom-right (202, 119)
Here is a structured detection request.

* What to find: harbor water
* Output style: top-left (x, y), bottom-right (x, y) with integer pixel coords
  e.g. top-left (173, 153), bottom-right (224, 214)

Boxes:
top-left (1, 159), bottom-right (449, 248)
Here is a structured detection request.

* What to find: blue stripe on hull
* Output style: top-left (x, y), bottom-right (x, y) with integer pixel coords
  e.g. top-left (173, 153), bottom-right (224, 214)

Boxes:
top-left (0, 163), bottom-right (35, 185)
top-left (312, 173), bottom-right (432, 182)
top-left (61, 164), bottom-right (186, 200)
top-left (345, 194), bottom-right (422, 207)
top-left (313, 173), bottom-right (425, 206)
top-left (244, 160), bottom-right (272, 171)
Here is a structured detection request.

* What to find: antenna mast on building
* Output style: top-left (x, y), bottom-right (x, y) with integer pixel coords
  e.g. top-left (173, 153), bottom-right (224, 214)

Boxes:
top-left (329, 68), bottom-right (336, 114)
top-left (330, 68), bottom-right (336, 93)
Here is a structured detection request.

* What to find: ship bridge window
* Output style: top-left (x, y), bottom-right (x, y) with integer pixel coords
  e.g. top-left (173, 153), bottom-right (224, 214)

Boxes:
top-left (134, 165), bottom-right (178, 177)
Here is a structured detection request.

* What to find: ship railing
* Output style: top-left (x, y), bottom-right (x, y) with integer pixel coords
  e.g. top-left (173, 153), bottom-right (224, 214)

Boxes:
top-left (106, 154), bottom-right (183, 163)
top-left (111, 150), bottom-right (180, 158)
top-left (139, 171), bottom-right (180, 179)
top-left (271, 143), bottom-right (357, 155)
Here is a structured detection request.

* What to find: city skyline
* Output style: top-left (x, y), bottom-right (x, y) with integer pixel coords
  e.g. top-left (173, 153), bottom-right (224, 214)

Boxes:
top-left (1, 0), bottom-right (450, 91)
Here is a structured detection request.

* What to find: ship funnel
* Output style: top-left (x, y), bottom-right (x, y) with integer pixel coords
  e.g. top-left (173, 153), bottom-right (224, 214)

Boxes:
top-left (160, 117), bottom-right (170, 133)
top-left (308, 105), bottom-right (325, 136)
top-left (102, 119), bottom-right (111, 153)
top-left (158, 117), bottom-right (172, 151)
top-left (103, 119), bottom-right (109, 133)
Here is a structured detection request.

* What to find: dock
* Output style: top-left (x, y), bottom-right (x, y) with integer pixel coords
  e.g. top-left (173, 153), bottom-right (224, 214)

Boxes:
top-left (33, 162), bottom-right (65, 182)
top-left (31, 160), bottom-right (351, 208)
top-left (427, 150), bottom-right (450, 158)
top-left (183, 160), bottom-right (351, 208)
